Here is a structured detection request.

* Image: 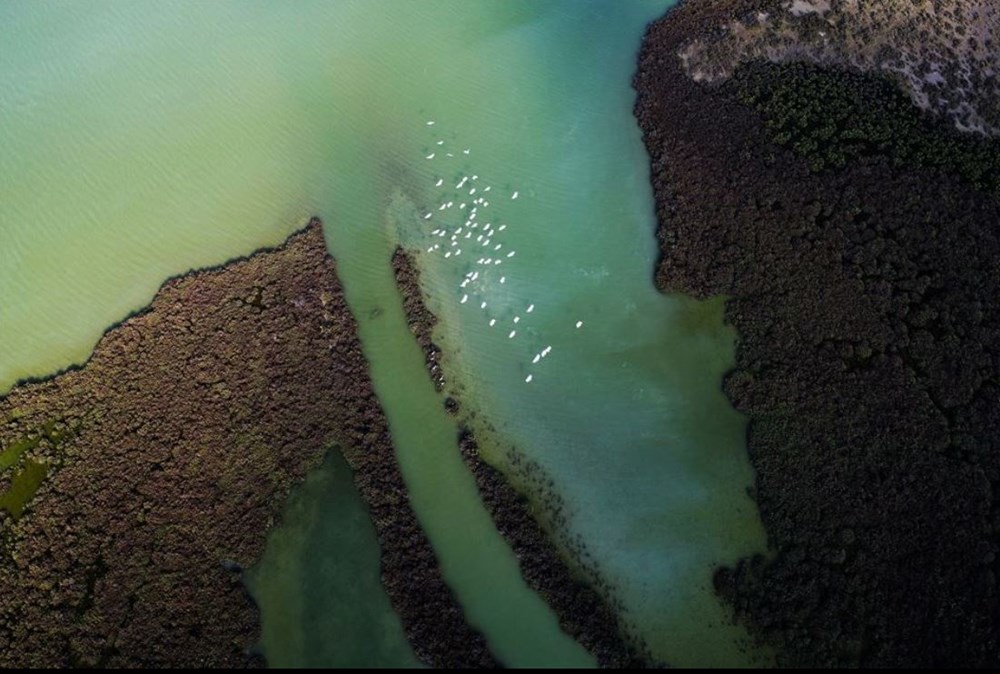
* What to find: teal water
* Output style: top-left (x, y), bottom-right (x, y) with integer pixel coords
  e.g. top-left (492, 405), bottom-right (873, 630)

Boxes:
top-left (0, 1), bottom-right (768, 668)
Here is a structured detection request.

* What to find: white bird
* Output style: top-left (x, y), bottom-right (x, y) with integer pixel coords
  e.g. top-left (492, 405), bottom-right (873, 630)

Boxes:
top-left (426, 120), bottom-right (435, 126)
top-left (512, 191), bottom-right (519, 200)
top-left (508, 330), bottom-right (517, 339)
top-left (525, 374), bottom-right (533, 383)
top-left (426, 153), bottom-right (435, 159)
top-left (513, 316), bottom-right (520, 324)
top-left (435, 178), bottom-right (444, 187)
top-left (494, 244), bottom-right (502, 251)
top-left (427, 246), bottom-right (434, 253)
top-left (575, 320), bottom-right (583, 328)
top-left (500, 276), bottom-right (506, 284)
top-left (461, 294), bottom-right (468, 304)
top-left (424, 213), bottom-right (433, 220)
top-left (532, 354), bottom-right (541, 364)
top-left (526, 304), bottom-right (535, 313)
top-left (494, 260), bottom-right (502, 266)
top-left (484, 186), bottom-right (491, 192)
top-left (437, 140), bottom-right (444, 145)
top-left (446, 152), bottom-right (454, 157)
top-left (444, 251), bottom-right (451, 258)
top-left (542, 346), bottom-right (551, 357)
top-left (463, 149), bottom-right (470, 155)
top-left (480, 301), bottom-right (487, 309)
top-left (507, 251), bottom-right (516, 258)
top-left (455, 249), bottom-right (461, 256)
top-left (498, 224), bottom-right (507, 232)
top-left (489, 318), bottom-right (496, 327)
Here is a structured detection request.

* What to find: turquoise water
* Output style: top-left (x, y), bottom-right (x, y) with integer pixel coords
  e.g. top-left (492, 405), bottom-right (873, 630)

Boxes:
top-left (0, 1), bottom-right (768, 667)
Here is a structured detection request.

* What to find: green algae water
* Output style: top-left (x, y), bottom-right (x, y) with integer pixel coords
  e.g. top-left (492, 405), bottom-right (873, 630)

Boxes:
top-left (0, 0), bottom-right (768, 668)
top-left (244, 451), bottom-right (420, 669)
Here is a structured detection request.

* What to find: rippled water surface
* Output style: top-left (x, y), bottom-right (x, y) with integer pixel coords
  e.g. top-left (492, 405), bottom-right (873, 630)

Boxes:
top-left (1, 0), bottom-right (768, 667)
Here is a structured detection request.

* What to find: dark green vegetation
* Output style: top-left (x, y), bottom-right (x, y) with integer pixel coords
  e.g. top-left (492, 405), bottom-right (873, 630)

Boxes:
top-left (731, 60), bottom-right (1000, 191)
top-left (0, 460), bottom-right (49, 520)
top-left (636, 0), bottom-right (1000, 666)
top-left (0, 422), bottom-right (73, 519)
top-left (0, 435), bottom-right (39, 472)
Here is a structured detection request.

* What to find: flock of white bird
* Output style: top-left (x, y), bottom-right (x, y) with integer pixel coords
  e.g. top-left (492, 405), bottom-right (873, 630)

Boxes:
top-left (421, 120), bottom-right (584, 384)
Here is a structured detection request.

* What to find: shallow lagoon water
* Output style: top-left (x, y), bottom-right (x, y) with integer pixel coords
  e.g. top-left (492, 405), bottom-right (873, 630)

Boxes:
top-left (244, 451), bottom-right (420, 669)
top-left (1, 0), bottom-right (767, 667)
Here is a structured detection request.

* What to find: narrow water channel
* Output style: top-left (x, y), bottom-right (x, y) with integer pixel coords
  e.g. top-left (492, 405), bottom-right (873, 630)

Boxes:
top-left (318, 172), bottom-right (596, 669)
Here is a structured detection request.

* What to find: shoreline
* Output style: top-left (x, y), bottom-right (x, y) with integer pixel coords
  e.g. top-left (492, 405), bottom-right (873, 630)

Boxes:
top-left (0, 219), bottom-right (493, 667)
top-left (389, 246), bottom-right (648, 668)
top-left (391, 248), bottom-right (446, 393)
top-left (635, 0), bottom-right (1000, 666)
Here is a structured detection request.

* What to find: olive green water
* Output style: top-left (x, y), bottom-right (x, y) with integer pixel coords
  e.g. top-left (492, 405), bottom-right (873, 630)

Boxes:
top-left (0, 0), bottom-right (768, 668)
top-left (243, 451), bottom-right (420, 668)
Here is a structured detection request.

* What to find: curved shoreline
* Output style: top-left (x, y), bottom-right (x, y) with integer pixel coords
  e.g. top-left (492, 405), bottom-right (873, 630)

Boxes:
top-left (635, 1), bottom-right (1000, 666)
top-left (389, 246), bottom-right (647, 668)
top-left (0, 219), bottom-right (493, 667)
